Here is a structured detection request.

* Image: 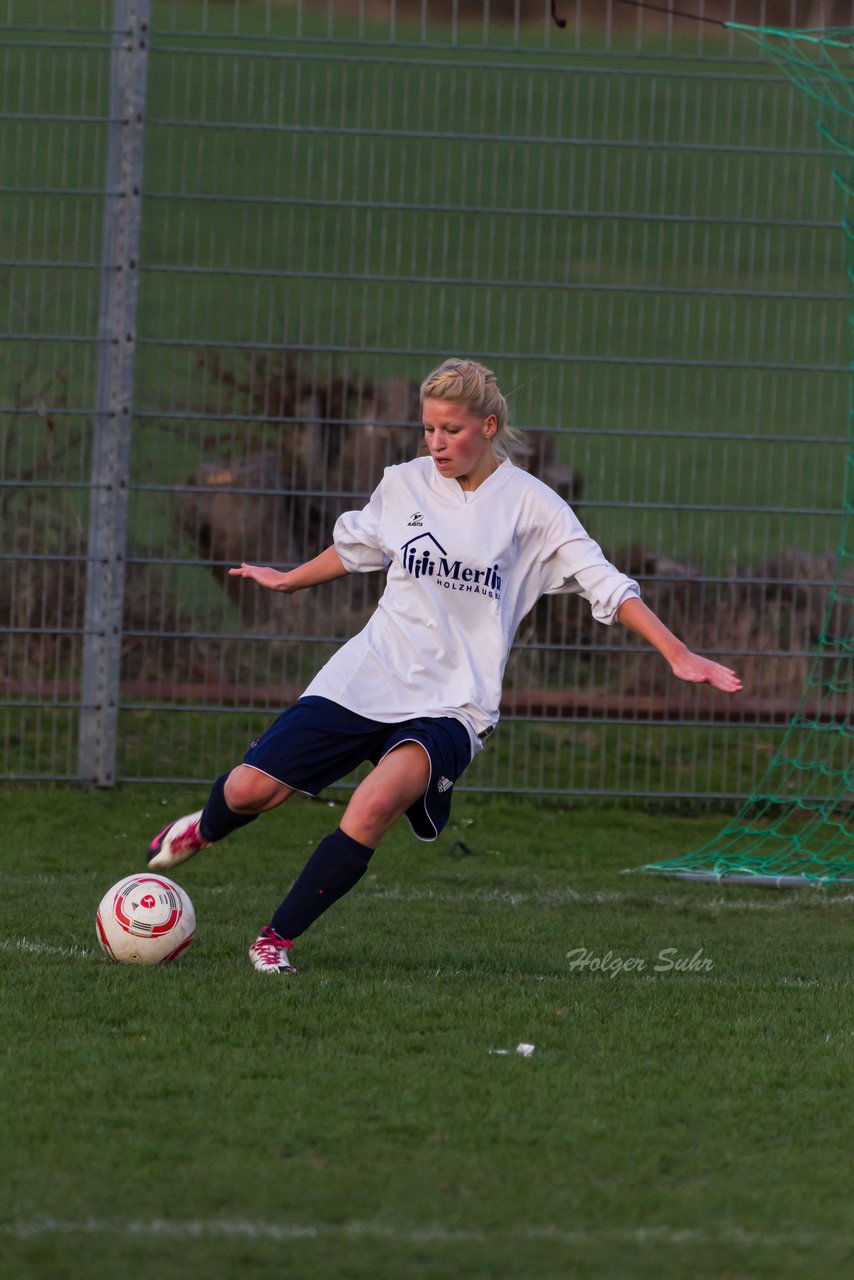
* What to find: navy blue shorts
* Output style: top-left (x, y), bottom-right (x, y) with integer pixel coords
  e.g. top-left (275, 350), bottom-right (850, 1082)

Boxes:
top-left (241, 696), bottom-right (472, 841)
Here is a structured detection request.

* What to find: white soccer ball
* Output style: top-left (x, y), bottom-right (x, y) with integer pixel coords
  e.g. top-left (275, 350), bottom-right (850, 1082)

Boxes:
top-left (96, 873), bottom-right (195, 965)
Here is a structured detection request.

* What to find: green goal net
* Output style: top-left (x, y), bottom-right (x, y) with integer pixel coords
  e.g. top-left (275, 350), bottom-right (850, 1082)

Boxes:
top-left (637, 24), bottom-right (853, 888)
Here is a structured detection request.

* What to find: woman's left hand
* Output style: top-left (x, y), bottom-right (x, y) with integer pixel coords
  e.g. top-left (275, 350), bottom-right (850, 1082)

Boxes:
top-left (671, 650), bottom-right (742, 693)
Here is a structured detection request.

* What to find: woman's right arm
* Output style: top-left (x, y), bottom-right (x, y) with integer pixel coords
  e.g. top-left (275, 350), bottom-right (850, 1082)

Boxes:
top-left (227, 545), bottom-right (349, 594)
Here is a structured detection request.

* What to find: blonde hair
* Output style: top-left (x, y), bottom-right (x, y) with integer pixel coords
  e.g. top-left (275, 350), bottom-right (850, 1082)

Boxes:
top-left (419, 357), bottom-right (523, 461)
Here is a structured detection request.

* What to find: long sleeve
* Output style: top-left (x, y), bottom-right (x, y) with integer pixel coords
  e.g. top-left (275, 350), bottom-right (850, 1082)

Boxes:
top-left (332, 478), bottom-right (391, 574)
top-left (537, 507), bottom-right (640, 625)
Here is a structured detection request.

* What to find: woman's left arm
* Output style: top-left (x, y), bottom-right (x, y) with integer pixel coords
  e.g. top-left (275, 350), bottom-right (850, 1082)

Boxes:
top-left (617, 596), bottom-right (742, 694)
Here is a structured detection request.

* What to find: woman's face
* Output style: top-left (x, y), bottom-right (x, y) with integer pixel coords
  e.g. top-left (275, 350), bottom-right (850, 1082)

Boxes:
top-left (422, 397), bottom-right (498, 490)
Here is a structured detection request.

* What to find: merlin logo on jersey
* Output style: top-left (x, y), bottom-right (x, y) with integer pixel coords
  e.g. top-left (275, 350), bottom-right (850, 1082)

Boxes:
top-left (401, 533), bottom-right (502, 599)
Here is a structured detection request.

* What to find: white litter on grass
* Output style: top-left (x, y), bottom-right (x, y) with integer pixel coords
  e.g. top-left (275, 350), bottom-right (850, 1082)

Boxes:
top-left (488, 1043), bottom-right (535, 1057)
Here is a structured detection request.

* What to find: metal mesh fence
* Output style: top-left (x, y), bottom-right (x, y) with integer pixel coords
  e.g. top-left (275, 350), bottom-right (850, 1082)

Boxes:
top-left (2, 0), bottom-right (851, 799)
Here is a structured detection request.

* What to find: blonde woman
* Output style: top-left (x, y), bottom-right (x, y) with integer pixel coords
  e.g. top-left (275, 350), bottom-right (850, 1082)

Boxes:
top-left (148, 358), bottom-right (741, 973)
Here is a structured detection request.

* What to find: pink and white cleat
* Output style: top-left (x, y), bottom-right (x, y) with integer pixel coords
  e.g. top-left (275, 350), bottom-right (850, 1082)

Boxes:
top-left (148, 809), bottom-right (212, 870)
top-left (248, 927), bottom-right (297, 974)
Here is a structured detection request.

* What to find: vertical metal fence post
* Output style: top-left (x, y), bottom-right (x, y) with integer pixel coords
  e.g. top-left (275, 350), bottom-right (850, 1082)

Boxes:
top-left (77, 0), bottom-right (150, 787)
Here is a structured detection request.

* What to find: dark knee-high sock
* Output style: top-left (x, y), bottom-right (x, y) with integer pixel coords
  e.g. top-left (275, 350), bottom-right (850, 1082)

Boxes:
top-left (270, 827), bottom-right (374, 941)
top-left (199, 773), bottom-right (259, 842)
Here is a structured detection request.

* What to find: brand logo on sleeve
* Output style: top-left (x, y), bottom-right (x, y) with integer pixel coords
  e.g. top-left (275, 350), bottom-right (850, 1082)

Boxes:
top-left (407, 511), bottom-right (423, 526)
top-left (400, 533), bottom-right (501, 599)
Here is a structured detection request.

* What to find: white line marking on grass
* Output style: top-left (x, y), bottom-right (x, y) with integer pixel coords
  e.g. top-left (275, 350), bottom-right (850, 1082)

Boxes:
top-left (364, 886), bottom-right (854, 912)
top-left (1, 1217), bottom-right (848, 1249)
top-left (0, 937), bottom-right (92, 959)
top-left (7, 874), bottom-right (853, 913)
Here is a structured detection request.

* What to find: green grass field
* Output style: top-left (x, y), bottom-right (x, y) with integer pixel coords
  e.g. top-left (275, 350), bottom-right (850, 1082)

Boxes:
top-left (3, 785), bottom-right (853, 1279)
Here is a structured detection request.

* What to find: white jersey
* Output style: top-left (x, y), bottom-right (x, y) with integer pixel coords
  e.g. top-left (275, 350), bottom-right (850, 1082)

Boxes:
top-left (302, 456), bottom-right (640, 754)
